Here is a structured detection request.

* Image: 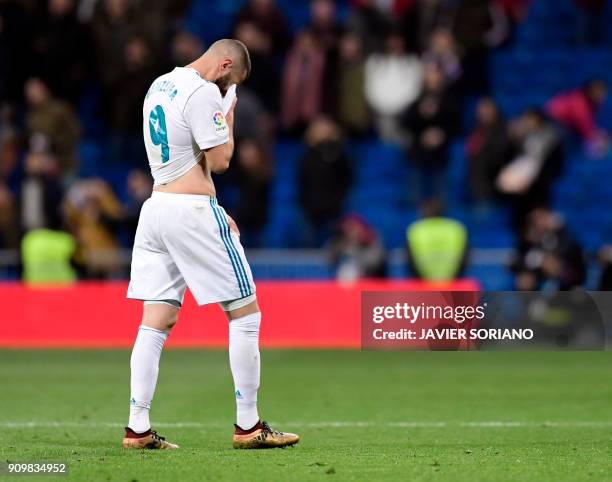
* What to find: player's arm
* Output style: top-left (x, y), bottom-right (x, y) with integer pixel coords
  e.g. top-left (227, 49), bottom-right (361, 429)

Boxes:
top-left (184, 84), bottom-right (235, 173)
top-left (204, 99), bottom-right (236, 174)
top-left (205, 139), bottom-right (234, 174)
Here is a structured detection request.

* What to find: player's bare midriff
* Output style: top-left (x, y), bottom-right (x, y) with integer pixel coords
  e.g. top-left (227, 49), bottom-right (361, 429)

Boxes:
top-left (153, 159), bottom-right (216, 196)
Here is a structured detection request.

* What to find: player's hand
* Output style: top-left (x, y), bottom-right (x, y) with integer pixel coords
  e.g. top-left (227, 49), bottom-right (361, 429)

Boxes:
top-left (227, 215), bottom-right (240, 236)
top-left (226, 97), bottom-right (237, 129)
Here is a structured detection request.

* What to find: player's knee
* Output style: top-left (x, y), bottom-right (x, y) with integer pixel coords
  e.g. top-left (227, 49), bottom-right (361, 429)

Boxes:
top-left (142, 301), bottom-right (180, 332)
top-left (164, 314), bottom-right (178, 331)
top-left (142, 314), bottom-right (177, 332)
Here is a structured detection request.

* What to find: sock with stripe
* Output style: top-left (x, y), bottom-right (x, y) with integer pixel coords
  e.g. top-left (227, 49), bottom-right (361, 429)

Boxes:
top-left (229, 312), bottom-right (261, 430)
top-left (128, 325), bottom-right (168, 433)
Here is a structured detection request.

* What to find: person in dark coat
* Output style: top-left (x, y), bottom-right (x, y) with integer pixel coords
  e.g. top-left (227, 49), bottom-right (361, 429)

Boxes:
top-left (402, 64), bottom-right (460, 203)
top-left (298, 117), bottom-right (353, 246)
top-left (465, 97), bottom-right (513, 203)
top-left (513, 208), bottom-right (586, 291)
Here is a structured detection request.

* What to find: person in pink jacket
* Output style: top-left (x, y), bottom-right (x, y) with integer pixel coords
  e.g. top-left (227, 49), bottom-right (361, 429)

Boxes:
top-left (546, 79), bottom-right (608, 153)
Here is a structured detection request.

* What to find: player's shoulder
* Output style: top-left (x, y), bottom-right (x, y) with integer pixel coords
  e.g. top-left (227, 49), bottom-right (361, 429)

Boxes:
top-left (187, 79), bottom-right (223, 105)
top-left (146, 68), bottom-right (220, 105)
top-left (172, 67), bottom-right (214, 93)
top-left (170, 68), bottom-right (222, 108)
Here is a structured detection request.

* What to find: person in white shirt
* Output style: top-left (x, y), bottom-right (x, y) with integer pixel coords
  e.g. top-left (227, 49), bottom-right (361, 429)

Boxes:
top-left (365, 32), bottom-right (423, 143)
top-left (122, 39), bottom-right (299, 450)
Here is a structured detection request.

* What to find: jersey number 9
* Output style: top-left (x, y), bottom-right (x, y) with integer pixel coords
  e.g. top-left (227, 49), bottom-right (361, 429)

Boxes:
top-left (149, 105), bottom-right (169, 163)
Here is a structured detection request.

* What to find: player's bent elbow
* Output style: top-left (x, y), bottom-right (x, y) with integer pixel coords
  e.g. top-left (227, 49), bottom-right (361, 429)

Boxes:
top-left (205, 144), bottom-right (232, 173)
top-left (210, 157), bottom-right (230, 174)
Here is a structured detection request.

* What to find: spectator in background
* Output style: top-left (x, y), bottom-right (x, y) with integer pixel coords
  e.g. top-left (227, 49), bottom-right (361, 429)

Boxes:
top-left (215, 116), bottom-right (267, 219)
top-left (401, 0), bottom-right (455, 53)
top-left (483, 0), bottom-right (511, 47)
top-left (235, 0), bottom-right (290, 55)
top-left (130, 0), bottom-right (165, 53)
top-left (309, 0), bottom-right (343, 55)
top-left (401, 64), bottom-right (460, 202)
top-left (546, 79), bottom-right (608, 154)
top-left (345, 0), bottom-right (392, 53)
top-left (0, 183), bottom-right (17, 249)
top-left (452, 0), bottom-right (505, 93)
top-left (234, 89), bottom-right (270, 142)
top-left (574, 0), bottom-right (607, 45)
top-left (597, 244), bottom-right (612, 290)
top-left (64, 178), bottom-right (124, 278)
top-left (407, 199), bottom-right (467, 281)
top-left (299, 117), bottom-right (353, 246)
top-left (107, 36), bottom-right (155, 167)
top-left (20, 150), bottom-right (64, 234)
top-left (32, 0), bottom-right (91, 104)
top-left (123, 169), bottom-right (151, 244)
top-left (365, 32), bottom-right (423, 142)
top-left (169, 30), bottom-right (204, 67)
top-left (0, 103), bottom-right (21, 186)
top-left (497, 108), bottom-right (563, 228)
top-left (231, 139), bottom-right (272, 248)
top-left (336, 32), bottom-right (370, 136)
top-left (466, 97), bottom-right (513, 204)
top-left (0, 103), bottom-right (20, 248)
top-left (281, 29), bottom-right (326, 133)
top-left (235, 21), bottom-right (280, 115)
top-left (330, 214), bottom-right (386, 281)
top-left (25, 77), bottom-right (81, 178)
top-left (513, 208), bottom-right (586, 290)
top-left (158, 0), bottom-right (193, 27)
top-left (91, 0), bottom-right (144, 91)
top-left (308, 0), bottom-right (343, 112)
top-left (421, 28), bottom-right (462, 86)
top-left (21, 226), bottom-right (77, 284)
top-left (228, 26), bottom-right (275, 142)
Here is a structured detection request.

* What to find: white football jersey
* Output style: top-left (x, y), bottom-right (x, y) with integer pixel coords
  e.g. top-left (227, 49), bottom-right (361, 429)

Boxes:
top-left (142, 67), bottom-right (235, 186)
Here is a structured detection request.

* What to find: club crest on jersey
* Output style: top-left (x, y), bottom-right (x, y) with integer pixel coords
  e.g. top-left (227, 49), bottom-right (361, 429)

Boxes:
top-left (212, 111), bottom-right (227, 136)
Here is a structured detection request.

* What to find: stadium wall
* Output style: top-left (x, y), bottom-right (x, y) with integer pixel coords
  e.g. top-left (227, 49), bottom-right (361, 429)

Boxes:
top-left (0, 280), bottom-right (479, 348)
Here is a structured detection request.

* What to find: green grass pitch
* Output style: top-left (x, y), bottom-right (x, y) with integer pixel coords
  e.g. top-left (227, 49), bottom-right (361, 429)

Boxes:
top-left (1, 349), bottom-right (612, 481)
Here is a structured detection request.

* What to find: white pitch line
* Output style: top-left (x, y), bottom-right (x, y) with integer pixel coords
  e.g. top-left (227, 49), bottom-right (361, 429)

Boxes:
top-left (2, 421), bottom-right (612, 429)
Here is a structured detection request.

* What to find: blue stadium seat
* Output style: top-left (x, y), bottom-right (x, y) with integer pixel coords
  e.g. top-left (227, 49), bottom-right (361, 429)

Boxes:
top-left (465, 265), bottom-right (515, 290)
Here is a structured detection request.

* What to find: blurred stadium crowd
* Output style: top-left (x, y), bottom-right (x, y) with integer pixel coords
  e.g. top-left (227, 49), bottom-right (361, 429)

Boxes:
top-left (1, 0), bottom-right (612, 289)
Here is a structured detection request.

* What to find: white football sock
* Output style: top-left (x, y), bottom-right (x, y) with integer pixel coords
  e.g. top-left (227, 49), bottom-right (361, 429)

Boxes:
top-left (229, 312), bottom-right (261, 430)
top-left (128, 325), bottom-right (168, 433)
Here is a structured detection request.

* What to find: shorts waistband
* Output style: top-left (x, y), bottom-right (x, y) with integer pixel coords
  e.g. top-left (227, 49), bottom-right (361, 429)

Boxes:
top-left (151, 191), bottom-right (215, 202)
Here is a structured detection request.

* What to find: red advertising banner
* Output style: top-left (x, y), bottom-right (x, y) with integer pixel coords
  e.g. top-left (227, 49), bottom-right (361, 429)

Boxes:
top-left (0, 280), bottom-right (479, 348)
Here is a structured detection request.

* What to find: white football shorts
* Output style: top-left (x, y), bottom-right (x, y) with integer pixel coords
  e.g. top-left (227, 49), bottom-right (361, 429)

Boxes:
top-left (127, 191), bottom-right (255, 307)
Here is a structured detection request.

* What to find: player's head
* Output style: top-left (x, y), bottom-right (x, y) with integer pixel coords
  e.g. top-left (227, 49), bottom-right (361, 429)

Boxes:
top-left (206, 39), bottom-right (251, 95)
